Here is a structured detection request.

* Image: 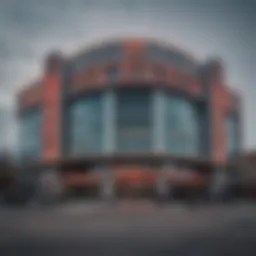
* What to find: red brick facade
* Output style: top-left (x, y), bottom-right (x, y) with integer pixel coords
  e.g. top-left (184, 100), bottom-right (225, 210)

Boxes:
top-left (41, 54), bottom-right (63, 163)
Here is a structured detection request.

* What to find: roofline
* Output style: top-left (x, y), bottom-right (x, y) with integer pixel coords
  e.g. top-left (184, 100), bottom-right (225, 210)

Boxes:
top-left (66, 36), bottom-right (200, 65)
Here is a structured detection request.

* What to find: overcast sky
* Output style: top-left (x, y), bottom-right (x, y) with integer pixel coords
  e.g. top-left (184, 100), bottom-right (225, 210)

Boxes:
top-left (0, 0), bottom-right (255, 153)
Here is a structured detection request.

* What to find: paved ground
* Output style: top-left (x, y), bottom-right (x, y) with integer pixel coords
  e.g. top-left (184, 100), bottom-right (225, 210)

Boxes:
top-left (0, 201), bottom-right (256, 255)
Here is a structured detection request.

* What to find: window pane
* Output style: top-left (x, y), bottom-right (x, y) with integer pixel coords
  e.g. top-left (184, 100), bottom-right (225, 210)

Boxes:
top-left (165, 95), bottom-right (199, 155)
top-left (19, 109), bottom-right (42, 161)
top-left (116, 90), bottom-right (152, 152)
top-left (68, 94), bottom-right (103, 154)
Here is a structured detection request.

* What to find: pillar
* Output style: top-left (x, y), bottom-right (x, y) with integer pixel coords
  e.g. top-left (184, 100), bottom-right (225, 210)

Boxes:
top-left (103, 89), bottom-right (116, 153)
top-left (42, 52), bottom-right (63, 163)
top-left (153, 90), bottom-right (166, 152)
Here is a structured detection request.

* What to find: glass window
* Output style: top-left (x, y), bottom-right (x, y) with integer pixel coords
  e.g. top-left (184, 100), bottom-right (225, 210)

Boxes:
top-left (165, 95), bottom-right (199, 156)
top-left (116, 90), bottom-right (152, 152)
top-left (226, 115), bottom-right (239, 157)
top-left (19, 109), bottom-right (42, 161)
top-left (68, 94), bottom-right (103, 154)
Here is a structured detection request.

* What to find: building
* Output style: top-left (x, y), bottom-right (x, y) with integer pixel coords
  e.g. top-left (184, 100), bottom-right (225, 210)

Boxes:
top-left (17, 38), bottom-right (242, 199)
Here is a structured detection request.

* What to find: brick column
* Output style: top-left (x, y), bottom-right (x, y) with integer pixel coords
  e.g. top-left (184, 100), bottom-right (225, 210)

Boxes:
top-left (203, 59), bottom-right (227, 165)
top-left (42, 52), bottom-right (63, 163)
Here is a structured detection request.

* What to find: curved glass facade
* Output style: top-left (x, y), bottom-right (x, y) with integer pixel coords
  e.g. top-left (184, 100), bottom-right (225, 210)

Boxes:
top-left (116, 90), bottom-right (152, 152)
top-left (66, 90), bottom-right (201, 156)
top-left (19, 109), bottom-right (42, 160)
top-left (165, 95), bottom-right (200, 156)
top-left (68, 94), bottom-right (104, 155)
top-left (19, 90), bottom-right (238, 161)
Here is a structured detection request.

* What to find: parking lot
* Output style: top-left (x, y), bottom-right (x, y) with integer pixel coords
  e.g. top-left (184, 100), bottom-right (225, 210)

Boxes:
top-left (0, 201), bottom-right (256, 255)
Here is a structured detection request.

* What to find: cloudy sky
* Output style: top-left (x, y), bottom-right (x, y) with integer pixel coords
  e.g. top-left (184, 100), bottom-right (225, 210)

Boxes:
top-left (0, 0), bottom-right (255, 153)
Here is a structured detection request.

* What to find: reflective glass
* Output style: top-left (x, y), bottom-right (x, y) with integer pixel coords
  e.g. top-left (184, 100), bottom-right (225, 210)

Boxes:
top-left (69, 94), bottom-right (103, 154)
top-left (20, 109), bottom-right (42, 160)
top-left (165, 95), bottom-right (199, 155)
top-left (116, 90), bottom-right (152, 152)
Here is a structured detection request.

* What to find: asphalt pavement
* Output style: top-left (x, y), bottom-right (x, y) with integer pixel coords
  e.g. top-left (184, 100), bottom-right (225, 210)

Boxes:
top-left (0, 201), bottom-right (256, 255)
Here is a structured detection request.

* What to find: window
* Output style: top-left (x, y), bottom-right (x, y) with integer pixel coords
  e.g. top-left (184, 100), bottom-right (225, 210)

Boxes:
top-left (165, 95), bottom-right (199, 156)
top-left (226, 114), bottom-right (239, 157)
top-left (19, 109), bottom-right (42, 161)
top-left (68, 94), bottom-right (103, 154)
top-left (116, 90), bottom-right (152, 152)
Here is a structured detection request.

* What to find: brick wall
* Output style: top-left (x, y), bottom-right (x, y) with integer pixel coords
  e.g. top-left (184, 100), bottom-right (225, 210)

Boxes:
top-left (41, 54), bottom-right (63, 163)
